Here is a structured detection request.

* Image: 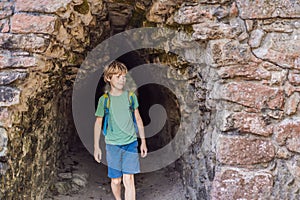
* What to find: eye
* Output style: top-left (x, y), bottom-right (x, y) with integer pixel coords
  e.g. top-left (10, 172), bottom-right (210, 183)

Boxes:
top-left (118, 75), bottom-right (126, 79)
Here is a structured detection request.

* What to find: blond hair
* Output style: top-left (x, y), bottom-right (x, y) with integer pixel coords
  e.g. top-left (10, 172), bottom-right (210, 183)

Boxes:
top-left (103, 61), bottom-right (128, 83)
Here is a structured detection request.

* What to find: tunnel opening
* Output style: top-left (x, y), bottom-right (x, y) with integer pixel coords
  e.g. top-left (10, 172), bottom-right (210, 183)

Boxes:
top-left (46, 48), bottom-right (192, 198)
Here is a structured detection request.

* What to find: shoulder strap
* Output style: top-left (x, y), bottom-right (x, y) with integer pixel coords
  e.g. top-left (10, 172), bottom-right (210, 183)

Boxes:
top-left (102, 93), bottom-right (111, 136)
top-left (128, 91), bottom-right (138, 133)
top-left (103, 93), bottom-right (110, 109)
top-left (128, 91), bottom-right (135, 109)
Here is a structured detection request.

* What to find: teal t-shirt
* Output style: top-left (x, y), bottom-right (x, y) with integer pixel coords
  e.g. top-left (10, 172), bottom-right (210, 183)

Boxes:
top-left (95, 91), bottom-right (139, 145)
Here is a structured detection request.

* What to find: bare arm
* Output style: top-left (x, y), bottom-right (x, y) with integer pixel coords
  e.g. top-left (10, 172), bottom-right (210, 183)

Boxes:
top-left (135, 109), bottom-right (147, 157)
top-left (94, 117), bottom-right (103, 162)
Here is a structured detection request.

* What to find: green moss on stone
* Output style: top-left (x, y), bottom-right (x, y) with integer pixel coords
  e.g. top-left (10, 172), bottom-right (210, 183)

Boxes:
top-left (74, 0), bottom-right (89, 15)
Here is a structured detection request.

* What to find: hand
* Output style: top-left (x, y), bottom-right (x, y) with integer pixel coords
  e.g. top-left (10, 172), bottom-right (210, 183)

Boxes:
top-left (140, 142), bottom-right (148, 158)
top-left (94, 148), bottom-right (102, 163)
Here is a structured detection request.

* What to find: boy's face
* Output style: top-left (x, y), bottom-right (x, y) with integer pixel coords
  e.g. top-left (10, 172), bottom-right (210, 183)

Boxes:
top-left (109, 73), bottom-right (127, 90)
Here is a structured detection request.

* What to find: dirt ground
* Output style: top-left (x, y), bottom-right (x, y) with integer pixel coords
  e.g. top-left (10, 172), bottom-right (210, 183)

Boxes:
top-left (46, 144), bottom-right (187, 200)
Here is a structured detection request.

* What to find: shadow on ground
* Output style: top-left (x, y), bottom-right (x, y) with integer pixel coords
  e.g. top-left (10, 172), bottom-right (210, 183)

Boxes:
top-left (44, 141), bottom-right (186, 200)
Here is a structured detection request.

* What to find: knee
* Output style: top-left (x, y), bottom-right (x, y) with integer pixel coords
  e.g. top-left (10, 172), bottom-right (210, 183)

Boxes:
top-left (111, 177), bottom-right (122, 185)
top-left (123, 174), bottom-right (134, 187)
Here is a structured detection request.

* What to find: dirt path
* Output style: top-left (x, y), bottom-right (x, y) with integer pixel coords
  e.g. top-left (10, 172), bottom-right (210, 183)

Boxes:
top-left (45, 145), bottom-right (187, 200)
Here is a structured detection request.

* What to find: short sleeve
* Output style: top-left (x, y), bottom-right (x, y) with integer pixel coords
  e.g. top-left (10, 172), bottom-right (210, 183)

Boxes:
top-left (95, 95), bottom-right (105, 117)
top-left (132, 93), bottom-right (139, 110)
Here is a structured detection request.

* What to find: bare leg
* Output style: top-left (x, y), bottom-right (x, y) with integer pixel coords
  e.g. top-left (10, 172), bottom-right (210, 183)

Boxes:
top-left (123, 174), bottom-right (136, 200)
top-left (111, 177), bottom-right (122, 200)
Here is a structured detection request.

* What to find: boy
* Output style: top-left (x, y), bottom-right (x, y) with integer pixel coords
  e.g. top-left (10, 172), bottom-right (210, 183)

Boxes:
top-left (94, 61), bottom-right (148, 200)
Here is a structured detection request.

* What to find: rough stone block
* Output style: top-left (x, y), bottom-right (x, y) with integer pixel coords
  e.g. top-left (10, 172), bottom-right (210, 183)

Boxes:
top-left (192, 18), bottom-right (244, 40)
top-left (0, 162), bottom-right (8, 175)
top-left (216, 136), bottom-right (275, 165)
top-left (274, 118), bottom-right (300, 153)
top-left (0, 71), bottom-right (27, 85)
top-left (15, 0), bottom-right (72, 13)
top-left (207, 39), bottom-right (255, 66)
top-left (211, 168), bottom-right (273, 200)
top-left (249, 29), bottom-right (265, 48)
top-left (285, 93), bottom-right (300, 116)
top-left (212, 82), bottom-right (285, 110)
top-left (253, 32), bottom-right (300, 69)
top-left (0, 1), bottom-right (13, 19)
top-left (0, 107), bottom-right (10, 127)
top-left (0, 86), bottom-right (20, 106)
top-left (236, 0), bottom-right (300, 19)
top-left (0, 33), bottom-right (48, 53)
top-left (217, 62), bottom-right (271, 81)
top-left (272, 159), bottom-right (300, 199)
top-left (0, 50), bottom-right (39, 68)
top-left (11, 13), bottom-right (57, 34)
top-left (0, 127), bottom-right (7, 156)
top-left (257, 19), bottom-right (296, 33)
top-left (175, 2), bottom-right (238, 24)
top-left (218, 111), bottom-right (273, 136)
top-left (288, 71), bottom-right (300, 86)
top-left (0, 19), bottom-right (9, 33)
top-left (174, 4), bottom-right (214, 25)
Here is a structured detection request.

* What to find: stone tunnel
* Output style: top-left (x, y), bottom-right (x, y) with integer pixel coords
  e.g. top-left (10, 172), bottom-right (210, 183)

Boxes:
top-left (1, 0), bottom-right (300, 199)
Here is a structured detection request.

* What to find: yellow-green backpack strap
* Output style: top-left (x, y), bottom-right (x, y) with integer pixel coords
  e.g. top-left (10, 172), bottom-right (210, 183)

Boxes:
top-left (128, 91), bottom-right (138, 133)
top-left (102, 93), bottom-right (111, 136)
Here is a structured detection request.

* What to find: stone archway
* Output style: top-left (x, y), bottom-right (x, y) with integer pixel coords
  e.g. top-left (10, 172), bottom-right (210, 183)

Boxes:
top-left (1, 0), bottom-right (300, 199)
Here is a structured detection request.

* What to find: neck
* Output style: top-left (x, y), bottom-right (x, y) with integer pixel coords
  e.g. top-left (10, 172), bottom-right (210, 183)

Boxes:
top-left (109, 87), bottom-right (123, 96)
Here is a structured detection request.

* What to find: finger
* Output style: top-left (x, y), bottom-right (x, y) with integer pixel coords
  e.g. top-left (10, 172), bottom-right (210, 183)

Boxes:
top-left (141, 149), bottom-right (147, 158)
top-left (98, 153), bottom-right (102, 162)
top-left (95, 154), bottom-right (101, 163)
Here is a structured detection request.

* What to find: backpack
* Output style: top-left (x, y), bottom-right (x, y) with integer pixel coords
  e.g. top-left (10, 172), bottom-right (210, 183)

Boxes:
top-left (102, 91), bottom-right (138, 136)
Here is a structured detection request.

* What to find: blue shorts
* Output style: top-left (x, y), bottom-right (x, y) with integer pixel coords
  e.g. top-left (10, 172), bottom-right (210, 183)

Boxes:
top-left (106, 140), bottom-right (140, 178)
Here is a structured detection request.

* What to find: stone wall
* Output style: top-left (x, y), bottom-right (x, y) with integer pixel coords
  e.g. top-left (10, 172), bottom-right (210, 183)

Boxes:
top-left (144, 0), bottom-right (300, 199)
top-left (0, 0), bottom-right (300, 199)
top-left (0, 0), bottom-right (110, 198)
